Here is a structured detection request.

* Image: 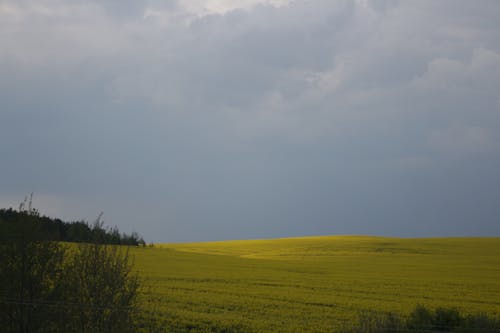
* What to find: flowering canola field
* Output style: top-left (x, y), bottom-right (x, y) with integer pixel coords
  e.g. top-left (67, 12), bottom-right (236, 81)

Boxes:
top-left (131, 236), bottom-right (500, 332)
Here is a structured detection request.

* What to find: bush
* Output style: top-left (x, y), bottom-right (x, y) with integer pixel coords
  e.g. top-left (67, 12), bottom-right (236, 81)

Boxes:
top-left (343, 305), bottom-right (500, 333)
top-left (59, 242), bottom-right (141, 332)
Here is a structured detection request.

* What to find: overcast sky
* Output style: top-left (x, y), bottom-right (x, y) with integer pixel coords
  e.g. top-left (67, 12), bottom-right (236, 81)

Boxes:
top-left (1, 0), bottom-right (499, 242)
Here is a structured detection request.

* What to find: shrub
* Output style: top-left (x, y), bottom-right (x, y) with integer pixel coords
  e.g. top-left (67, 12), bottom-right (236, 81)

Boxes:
top-left (343, 305), bottom-right (500, 333)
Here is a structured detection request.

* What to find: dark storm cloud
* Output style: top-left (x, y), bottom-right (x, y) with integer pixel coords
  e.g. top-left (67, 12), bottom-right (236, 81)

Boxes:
top-left (1, 0), bottom-right (499, 241)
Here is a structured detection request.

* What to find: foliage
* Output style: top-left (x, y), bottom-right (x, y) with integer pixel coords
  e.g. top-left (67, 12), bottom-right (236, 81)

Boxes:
top-left (343, 305), bottom-right (500, 332)
top-left (0, 208), bottom-right (145, 246)
top-left (0, 209), bottom-right (153, 332)
top-left (58, 241), bottom-right (141, 332)
top-left (0, 211), bottom-right (66, 332)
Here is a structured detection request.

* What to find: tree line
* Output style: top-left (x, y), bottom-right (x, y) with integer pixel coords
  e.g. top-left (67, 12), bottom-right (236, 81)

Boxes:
top-left (0, 208), bottom-right (145, 246)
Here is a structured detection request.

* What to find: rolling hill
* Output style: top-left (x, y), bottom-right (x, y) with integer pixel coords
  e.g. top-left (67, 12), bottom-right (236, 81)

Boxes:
top-left (131, 236), bottom-right (500, 332)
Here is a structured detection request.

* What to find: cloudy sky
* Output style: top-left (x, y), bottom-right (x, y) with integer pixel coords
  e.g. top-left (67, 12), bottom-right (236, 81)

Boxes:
top-left (1, 0), bottom-right (499, 242)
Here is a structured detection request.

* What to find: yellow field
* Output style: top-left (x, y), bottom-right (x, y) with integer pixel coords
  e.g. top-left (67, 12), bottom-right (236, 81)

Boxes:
top-left (131, 236), bottom-right (500, 332)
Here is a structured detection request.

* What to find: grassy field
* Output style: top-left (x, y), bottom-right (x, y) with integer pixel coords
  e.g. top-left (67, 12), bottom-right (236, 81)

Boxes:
top-left (130, 236), bottom-right (500, 332)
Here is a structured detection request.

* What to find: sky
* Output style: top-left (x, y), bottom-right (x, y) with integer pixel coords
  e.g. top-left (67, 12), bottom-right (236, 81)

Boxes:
top-left (1, 0), bottom-right (499, 242)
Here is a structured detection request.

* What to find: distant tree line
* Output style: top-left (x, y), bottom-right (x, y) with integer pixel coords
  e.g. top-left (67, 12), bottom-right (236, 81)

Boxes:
top-left (0, 208), bottom-right (145, 246)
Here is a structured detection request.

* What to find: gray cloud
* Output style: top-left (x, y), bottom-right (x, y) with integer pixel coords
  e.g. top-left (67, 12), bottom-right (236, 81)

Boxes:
top-left (1, 0), bottom-right (499, 241)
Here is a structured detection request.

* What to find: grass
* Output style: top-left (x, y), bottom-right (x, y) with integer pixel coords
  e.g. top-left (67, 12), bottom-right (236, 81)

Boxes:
top-left (130, 236), bottom-right (500, 332)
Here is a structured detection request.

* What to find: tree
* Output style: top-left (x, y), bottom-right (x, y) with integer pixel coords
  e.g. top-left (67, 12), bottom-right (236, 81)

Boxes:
top-left (0, 210), bottom-right (67, 332)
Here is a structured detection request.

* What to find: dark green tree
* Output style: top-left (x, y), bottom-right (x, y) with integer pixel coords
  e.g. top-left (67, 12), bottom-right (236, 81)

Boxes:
top-left (0, 211), bottom-right (67, 332)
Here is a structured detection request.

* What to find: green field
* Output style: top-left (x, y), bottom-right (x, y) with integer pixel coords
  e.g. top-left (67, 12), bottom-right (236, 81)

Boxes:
top-left (131, 236), bottom-right (500, 332)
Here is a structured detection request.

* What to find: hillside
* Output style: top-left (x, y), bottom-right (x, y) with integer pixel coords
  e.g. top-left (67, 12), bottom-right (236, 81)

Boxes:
top-left (131, 236), bottom-right (500, 332)
top-left (159, 235), bottom-right (500, 259)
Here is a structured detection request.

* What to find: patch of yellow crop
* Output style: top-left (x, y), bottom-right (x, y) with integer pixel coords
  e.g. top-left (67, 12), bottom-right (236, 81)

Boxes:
top-left (132, 236), bottom-right (500, 332)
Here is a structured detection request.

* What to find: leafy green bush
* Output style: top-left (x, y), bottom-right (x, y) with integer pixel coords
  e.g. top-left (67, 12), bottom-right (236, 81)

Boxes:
top-left (343, 305), bottom-right (500, 333)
